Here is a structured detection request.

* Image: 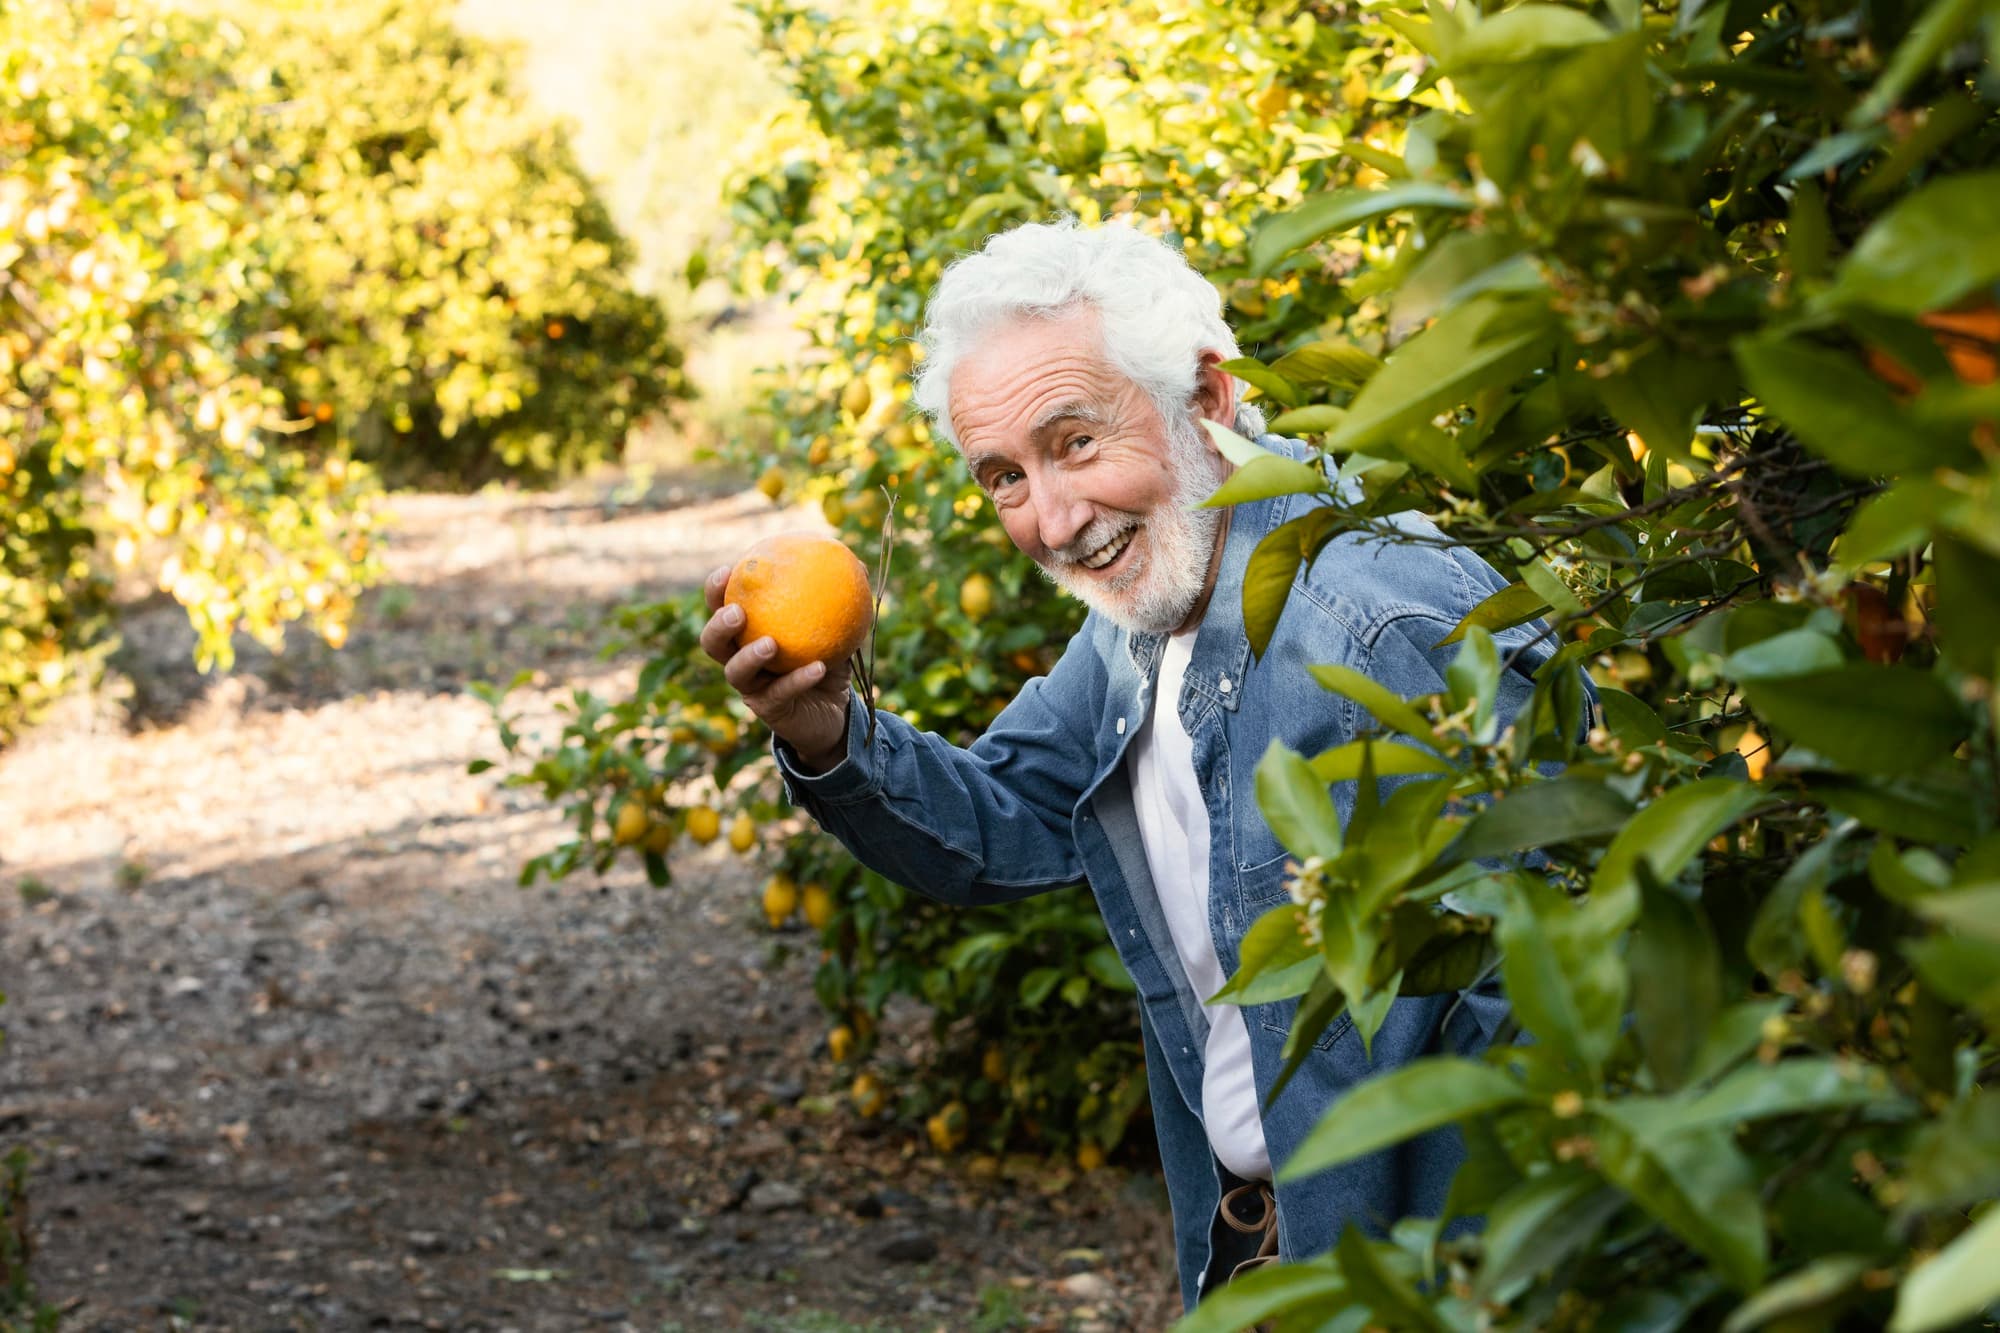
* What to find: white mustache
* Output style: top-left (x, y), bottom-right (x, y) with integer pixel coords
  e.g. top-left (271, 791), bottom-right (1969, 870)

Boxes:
top-left (1048, 515), bottom-right (1137, 567)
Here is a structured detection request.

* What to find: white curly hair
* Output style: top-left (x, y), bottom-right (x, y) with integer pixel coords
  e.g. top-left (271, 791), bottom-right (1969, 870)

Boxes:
top-left (910, 218), bottom-right (1267, 448)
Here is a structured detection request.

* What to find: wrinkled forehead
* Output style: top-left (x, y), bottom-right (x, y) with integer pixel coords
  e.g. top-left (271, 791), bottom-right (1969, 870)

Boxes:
top-left (946, 307), bottom-right (1140, 444)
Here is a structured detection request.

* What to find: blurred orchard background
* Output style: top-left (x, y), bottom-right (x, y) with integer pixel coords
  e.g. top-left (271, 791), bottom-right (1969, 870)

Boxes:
top-left (4, 0), bottom-right (1997, 1330)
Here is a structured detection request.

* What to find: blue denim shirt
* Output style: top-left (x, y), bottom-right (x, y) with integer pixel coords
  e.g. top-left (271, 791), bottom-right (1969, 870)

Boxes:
top-left (776, 437), bottom-right (1557, 1310)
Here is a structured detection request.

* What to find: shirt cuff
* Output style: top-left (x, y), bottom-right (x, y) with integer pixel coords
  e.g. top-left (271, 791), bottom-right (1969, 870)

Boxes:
top-left (772, 692), bottom-right (881, 805)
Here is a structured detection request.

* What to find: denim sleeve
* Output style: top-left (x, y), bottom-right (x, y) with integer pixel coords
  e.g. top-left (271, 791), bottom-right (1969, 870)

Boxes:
top-left (773, 646), bottom-right (1099, 906)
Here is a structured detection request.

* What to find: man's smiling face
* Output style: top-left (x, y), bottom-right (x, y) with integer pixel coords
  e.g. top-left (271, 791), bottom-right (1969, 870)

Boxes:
top-left (948, 307), bottom-right (1230, 635)
top-left (944, 306), bottom-right (1224, 632)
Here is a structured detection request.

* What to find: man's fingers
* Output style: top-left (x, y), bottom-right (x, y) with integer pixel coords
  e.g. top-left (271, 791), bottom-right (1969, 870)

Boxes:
top-left (755, 659), bottom-right (829, 709)
top-left (699, 603), bottom-right (746, 665)
top-left (723, 636), bottom-right (780, 693)
top-left (702, 565), bottom-right (732, 611)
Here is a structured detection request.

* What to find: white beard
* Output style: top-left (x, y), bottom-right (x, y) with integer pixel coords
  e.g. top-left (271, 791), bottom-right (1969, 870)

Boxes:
top-left (1037, 413), bottom-right (1226, 635)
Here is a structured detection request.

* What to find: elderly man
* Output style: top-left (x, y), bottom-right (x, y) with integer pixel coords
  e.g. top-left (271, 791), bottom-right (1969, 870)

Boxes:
top-left (700, 220), bottom-right (1548, 1310)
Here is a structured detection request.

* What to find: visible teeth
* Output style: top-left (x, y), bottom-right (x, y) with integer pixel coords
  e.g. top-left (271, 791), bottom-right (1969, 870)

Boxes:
top-left (1081, 529), bottom-right (1132, 569)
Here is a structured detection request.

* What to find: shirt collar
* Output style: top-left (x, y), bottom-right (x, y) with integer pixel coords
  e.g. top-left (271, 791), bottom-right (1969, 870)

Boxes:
top-left (1124, 434), bottom-right (1304, 713)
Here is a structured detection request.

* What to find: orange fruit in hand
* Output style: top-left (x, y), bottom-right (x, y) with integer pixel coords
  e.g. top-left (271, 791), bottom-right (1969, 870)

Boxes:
top-left (724, 533), bottom-right (874, 674)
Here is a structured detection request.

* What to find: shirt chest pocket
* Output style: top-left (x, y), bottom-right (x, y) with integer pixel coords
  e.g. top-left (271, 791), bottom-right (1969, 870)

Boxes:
top-left (1214, 734), bottom-right (1299, 900)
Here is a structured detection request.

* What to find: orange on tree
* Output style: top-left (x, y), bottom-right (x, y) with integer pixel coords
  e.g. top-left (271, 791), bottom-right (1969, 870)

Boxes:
top-left (728, 811), bottom-right (757, 854)
top-left (641, 821), bottom-right (675, 855)
top-left (756, 467), bottom-right (786, 502)
top-left (723, 532), bottom-right (874, 674)
top-left (685, 805), bottom-right (721, 845)
top-left (828, 1024), bottom-right (856, 1062)
top-left (1076, 1142), bottom-right (1106, 1172)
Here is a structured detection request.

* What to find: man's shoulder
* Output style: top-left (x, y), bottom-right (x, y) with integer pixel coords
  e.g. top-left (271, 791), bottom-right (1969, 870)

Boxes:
top-left (1251, 438), bottom-right (1501, 652)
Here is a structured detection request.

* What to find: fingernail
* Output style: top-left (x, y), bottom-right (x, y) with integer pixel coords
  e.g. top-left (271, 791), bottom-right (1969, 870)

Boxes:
top-left (804, 661), bottom-right (824, 680)
top-left (722, 606), bottom-right (742, 627)
top-left (755, 637), bottom-right (774, 655)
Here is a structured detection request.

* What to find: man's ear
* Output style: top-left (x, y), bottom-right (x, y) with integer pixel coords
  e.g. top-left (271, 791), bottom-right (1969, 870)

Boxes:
top-left (1192, 349), bottom-right (1239, 430)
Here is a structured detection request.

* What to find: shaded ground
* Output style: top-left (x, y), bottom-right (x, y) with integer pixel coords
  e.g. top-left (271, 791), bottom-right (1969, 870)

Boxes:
top-left (0, 470), bottom-right (1178, 1332)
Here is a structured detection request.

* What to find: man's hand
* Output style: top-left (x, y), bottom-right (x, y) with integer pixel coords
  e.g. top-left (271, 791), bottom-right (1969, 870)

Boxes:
top-left (698, 565), bottom-right (852, 772)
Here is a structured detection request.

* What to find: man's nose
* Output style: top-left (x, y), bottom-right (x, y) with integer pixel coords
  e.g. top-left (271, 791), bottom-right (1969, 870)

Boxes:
top-left (1034, 474), bottom-right (1094, 556)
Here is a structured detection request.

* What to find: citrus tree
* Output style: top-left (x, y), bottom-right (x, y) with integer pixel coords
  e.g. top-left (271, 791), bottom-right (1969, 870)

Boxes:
top-left (227, 0), bottom-right (692, 489)
top-left (483, 0), bottom-right (1390, 1158)
top-left (0, 0), bottom-right (688, 740)
top-left (1164, 0), bottom-right (2000, 1327)
top-left (0, 1), bottom-right (380, 739)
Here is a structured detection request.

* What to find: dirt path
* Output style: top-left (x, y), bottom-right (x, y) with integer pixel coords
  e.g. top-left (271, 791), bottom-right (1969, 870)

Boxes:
top-left (0, 471), bottom-right (1177, 1332)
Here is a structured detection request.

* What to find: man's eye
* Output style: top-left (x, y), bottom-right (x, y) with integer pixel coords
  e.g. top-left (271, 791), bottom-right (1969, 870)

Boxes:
top-left (991, 470), bottom-right (1024, 490)
top-left (1066, 436), bottom-right (1094, 454)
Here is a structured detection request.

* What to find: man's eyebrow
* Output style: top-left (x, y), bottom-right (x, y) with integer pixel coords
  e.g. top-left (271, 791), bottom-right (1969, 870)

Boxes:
top-left (964, 449), bottom-right (1009, 482)
top-left (1030, 400), bottom-right (1106, 436)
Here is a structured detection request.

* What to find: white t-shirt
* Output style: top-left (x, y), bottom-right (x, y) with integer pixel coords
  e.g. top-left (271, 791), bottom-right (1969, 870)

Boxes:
top-left (1125, 628), bottom-right (1271, 1181)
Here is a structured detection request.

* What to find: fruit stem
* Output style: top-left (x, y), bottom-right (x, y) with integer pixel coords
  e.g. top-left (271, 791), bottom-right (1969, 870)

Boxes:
top-left (854, 487), bottom-right (896, 745)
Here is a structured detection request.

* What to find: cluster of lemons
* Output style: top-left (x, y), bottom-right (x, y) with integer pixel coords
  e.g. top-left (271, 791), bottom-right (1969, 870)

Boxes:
top-left (759, 872), bottom-right (835, 931)
top-left (608, 793), bottom-right (757, 858)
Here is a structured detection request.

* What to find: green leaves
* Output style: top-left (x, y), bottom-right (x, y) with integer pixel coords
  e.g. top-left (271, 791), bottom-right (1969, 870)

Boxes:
top-left (1173, 1259), bottom-right (1349, 1333)
top-left (1630, 875), bottom-right (1722, 1090)
top-left (1676, 1057), bottom-right (1905, 1132)
top-left (1734, 335), bottom-right (1972, 477)
top-left (1595, 347), bottom-right (1722, 464)
top-left (1242, 508), bottom-right (1349, 660)
top-left (1448, 3), bottom-right (1610, 65)
top-left (1477, 1168), bottom-right (1626, 1299)
top-left (1594, 1107), bottom-right (1768, 1291)
top-left (1442, 779), bottom-right (1637, 865)
top-left (1200, 454), bottom-right (1330, 508)
top-left (1249, 182), bottom-right (1473, 278)
top-left (1432, 583), bottom-right (1550, 649)
top-left (1499, 874), bottom-right (1628, 1077)
top-left (1279, 1057), bottom-right (1530, 1180)
top-left (1308, 664), bottom-right (1443, 747)
top-left (1740, 665), bottom-right (1968, 777)
top-left (1827, 169), bottom-right (2000, 315)
top-left (1256, 740), bottom-right (1343, 862)
top-left (1212, 904), bottom-right (1320, 1007)
top-left (1890, 1205), bottom-right (2000, 1333)
top-left (1592, 779), bottom-right (1764, 928)
top-left (1324, 296), bottom-right (1555, 456)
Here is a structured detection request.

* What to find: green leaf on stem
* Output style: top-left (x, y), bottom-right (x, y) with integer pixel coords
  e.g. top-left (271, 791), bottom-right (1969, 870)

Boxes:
top-left (1279, 1056), bottom-right (1529, 1180)
top-left (1433, 583), bottom-right (1551, 649)
top-left (1255, 739), bottom-right (1343, 862)
top-left (1250, 182), bottom-right (1472, 278)
top-left (1890, 1203), bottom-right (2000, 1333)
top-left (1309, 664), bottom-right (1444, 747)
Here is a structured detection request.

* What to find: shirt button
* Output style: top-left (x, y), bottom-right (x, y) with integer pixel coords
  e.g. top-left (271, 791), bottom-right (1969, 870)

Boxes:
top-left (1218, 676), bottom-right (1233, 694)
top-left (1116, 717), bottom-right (1126, 735)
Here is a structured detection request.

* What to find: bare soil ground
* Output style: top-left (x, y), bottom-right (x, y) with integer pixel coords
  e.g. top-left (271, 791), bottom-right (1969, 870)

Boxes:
top-left (0, 469), bottom-right (1178, 1333)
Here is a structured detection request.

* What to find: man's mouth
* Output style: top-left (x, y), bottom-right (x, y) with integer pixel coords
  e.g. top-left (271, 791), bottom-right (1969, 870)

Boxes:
top-left (1079, 526), bottom-right (1136, 571)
